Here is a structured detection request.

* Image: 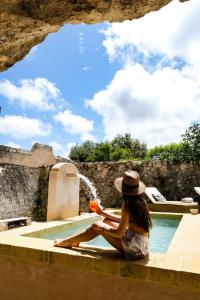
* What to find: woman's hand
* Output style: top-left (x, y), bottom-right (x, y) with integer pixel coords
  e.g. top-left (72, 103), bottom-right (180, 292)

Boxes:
top-left (95, 203), bottom-right (104, 215)
top-left (90, 199), bottom-right (104, 215)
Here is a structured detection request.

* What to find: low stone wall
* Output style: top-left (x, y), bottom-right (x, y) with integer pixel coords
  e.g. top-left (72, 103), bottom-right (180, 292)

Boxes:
top-left (1, 252), bottom-right (200, 300)
top-left (77, 161), bottom-right (200, 208)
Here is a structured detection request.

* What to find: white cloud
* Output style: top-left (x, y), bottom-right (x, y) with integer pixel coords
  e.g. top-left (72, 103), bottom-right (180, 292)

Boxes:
top-left (0, 115), bottom-right (51, 139)
top-left (54, 109), bottom-right (95, 141)
top-left (88, 0), bottom-right (200, 147)
top-left (82, 66), bottom-right (90, 71)
top-left (0, 78), bottom-right (63, 111)
top-left (6, 142), bottom-right (21, 149)
top-left (102, 0), bottom-right (200, 65)
top-left (87, 63), bottom-right (200, 147)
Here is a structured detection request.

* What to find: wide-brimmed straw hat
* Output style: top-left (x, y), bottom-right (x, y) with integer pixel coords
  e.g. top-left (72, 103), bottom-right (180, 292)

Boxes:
top-left (114, 170), bottom-right (145, 196)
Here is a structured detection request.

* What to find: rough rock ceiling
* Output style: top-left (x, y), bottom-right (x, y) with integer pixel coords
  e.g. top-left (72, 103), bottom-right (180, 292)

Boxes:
top-left (0, 0), bottom-right (189, 72)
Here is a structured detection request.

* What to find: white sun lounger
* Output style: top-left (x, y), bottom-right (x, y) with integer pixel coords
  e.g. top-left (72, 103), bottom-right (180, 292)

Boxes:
top-left (145, 187), bottom-right (198, 213)
top-left (194, 187), bottom-right (200, 196)
top-left (145, 187), bottom-right (197, 205)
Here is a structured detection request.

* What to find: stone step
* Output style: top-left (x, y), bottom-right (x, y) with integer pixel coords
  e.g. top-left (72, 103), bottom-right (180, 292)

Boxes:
top-left (0, 217), bottom-right (31, 231)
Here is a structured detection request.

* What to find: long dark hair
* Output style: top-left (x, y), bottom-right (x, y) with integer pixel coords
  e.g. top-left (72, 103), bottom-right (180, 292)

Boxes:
top-left (123, 194), bottom-right (152, 233)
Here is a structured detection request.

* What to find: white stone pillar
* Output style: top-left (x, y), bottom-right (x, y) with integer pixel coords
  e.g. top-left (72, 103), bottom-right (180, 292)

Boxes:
top-left (47, 163), bottom-right (80, 221)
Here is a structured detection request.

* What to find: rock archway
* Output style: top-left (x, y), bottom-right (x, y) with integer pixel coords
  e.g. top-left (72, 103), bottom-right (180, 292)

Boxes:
top-left (0, 0), bottom-right (189, 72)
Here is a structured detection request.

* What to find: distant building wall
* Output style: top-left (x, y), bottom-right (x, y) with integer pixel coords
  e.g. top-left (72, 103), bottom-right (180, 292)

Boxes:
top-left (0, 143), bottom-right (68, 168)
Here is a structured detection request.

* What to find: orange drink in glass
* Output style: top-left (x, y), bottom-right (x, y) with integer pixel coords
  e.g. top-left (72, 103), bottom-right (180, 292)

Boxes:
top-left (89, 199), bottom-right (98, 213)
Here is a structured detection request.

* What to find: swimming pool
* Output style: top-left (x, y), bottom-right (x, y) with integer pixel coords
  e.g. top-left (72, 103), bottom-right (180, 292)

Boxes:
top-left (25, 213), bottom-right (182, 253)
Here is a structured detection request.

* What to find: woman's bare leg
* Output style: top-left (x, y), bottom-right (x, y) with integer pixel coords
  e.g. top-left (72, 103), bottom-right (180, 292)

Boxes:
top-left (54, 217), bottom-right (123, 253)
top-left (99, 218), bottom-right (123, 252)
top-left (54, 225), bottom-right (99, 248)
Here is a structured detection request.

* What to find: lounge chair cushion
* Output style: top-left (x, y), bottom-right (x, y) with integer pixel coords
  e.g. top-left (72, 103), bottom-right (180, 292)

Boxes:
top-left (147, 187), bottom-right (167, 202)
top-left (152, 193), bottom-right (167, 202)
top-left (145, 187), bottom-right (167, 203)
top-left (181, 197), bottom-right (193, 203)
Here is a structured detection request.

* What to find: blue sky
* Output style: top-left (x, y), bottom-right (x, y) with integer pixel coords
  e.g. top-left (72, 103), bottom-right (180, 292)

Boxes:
top-left (0, 23), bottom-right (119, 153)
top-left (0, 0), bottom-right (200, 157)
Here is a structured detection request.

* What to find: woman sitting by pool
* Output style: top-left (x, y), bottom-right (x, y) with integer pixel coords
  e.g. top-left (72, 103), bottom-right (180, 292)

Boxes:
top-left (54, 170), bottom-right (152, 260)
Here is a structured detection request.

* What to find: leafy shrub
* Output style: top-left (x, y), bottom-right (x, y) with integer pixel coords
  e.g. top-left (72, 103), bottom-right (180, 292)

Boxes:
top-left (146, 142), bottom-right (193, 161)
top-left (69, 133), bottom-right (147, 162)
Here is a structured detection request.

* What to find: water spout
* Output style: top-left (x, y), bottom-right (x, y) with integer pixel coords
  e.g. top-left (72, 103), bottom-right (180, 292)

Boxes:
top-left (65, 173), bottom-right (78, 178)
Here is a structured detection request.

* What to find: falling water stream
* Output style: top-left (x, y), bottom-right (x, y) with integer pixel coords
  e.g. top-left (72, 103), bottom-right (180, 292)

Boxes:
top-left (77, 173), bottom-right (103, 209)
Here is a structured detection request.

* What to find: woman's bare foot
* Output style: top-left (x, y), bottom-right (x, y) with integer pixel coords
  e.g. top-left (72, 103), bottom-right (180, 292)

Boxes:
top-left (54, 239), bottom-right (72, 248)
top-left (54, 239), bottom-right (80, 248)
top-left (72, 242), bottom-right (80, 247)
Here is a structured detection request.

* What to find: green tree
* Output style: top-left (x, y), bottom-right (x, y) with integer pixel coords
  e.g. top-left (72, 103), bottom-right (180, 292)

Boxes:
top-left (93, 142), bottom-right (112, 162)
top-left (69, 133), bottom-right (148, 162)
top-left (69, 140), bottom-right (96, 162)
top-left (111, 133), bottom-right (133, 150)
top-left (81, 140), bottom-right (96, 161)
top-left (131, 139), bottom-right (147, 159)
top-left (182, 123), bottom-right (200, 160)
top-left (111, 133), bottom-right (147, 159)
top-left (110, 147), bottom-right (131, 161)
top-left (69, 144), bottom-right (87, 162)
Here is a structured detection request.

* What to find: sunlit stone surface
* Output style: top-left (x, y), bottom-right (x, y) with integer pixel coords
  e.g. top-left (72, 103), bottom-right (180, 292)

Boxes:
top-left (0, 0), bottom-right (189, 71)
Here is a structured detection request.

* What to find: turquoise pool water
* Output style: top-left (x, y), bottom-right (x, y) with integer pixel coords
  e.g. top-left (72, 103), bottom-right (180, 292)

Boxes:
top-left (34, 214), bottom-right (182, 254)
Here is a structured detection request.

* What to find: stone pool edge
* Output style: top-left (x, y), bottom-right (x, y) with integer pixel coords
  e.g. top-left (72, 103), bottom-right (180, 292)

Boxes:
top-left (0, 212), bottom-right (200, 292)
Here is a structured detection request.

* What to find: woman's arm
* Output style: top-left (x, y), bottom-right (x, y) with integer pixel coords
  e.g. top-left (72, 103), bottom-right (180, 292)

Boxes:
top-left (101, 210), bottom-right (121, 223)
top-left (94, 203), bottom-right (129, 238)
top-left (95, 202), bottom-right (121, 223)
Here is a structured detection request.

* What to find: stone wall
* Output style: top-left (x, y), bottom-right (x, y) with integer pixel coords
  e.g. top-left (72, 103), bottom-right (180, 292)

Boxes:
top-left (77, 161), bottom-right (200, 209)
top-left (0, 163), bottom-right (40, 219)
top-left (0, 163), bottom-right (51, 220)
top-left (0, 143), bottom-right (68, 168)
top-left (1, 159), bottom-right (200, 220)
